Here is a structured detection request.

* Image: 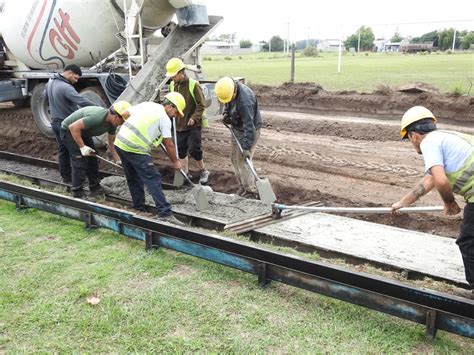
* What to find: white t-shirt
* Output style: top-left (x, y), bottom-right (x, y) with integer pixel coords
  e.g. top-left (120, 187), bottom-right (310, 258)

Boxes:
top-left (420, 130), bottom-right (472, 174)
top-left (129, 102), bottom-right (172, 141)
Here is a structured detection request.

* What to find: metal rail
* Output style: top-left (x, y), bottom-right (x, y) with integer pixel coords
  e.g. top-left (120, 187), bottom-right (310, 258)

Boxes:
top-left (0, 180), bottom-right (472, 339)
top-left (0, 151), bottom-right (470, 288)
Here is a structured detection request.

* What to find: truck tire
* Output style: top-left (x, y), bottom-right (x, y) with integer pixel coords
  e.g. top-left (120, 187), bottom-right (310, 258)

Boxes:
top-left (30, 83), bottom-right (54, 138)
top-left (80, 86), bottom-right (110, 148)
top-left (80, 86), bottom-right (108, 107)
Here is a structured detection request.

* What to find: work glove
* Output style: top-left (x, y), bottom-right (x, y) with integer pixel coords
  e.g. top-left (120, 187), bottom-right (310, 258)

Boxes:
top-left (242, 149), bottom-right (251, 159)
top-left (222, 113), bottom-right (232, 125)
top-left (79, 145), bottom-right (95, 156)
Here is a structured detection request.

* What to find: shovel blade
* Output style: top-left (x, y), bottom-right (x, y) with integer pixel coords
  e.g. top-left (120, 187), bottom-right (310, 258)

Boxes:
top-left (173, 171), bottom-right (185, 187)
top-left (256, 178), bottom-right (277, 204)
top-left (192, 185), bottom-right (210, 211)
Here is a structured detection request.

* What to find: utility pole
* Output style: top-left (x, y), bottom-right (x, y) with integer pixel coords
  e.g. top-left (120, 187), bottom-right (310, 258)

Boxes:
top-left (287, 22), bottom-right (290, 54)
top-left (306, 26), bottom-right (310, 48)
top-left (452, 28), bottom-right (457, 51)
top-left (290, 43), bottom-right (296, 82)
top-left (357, 28), bottom-right (361, 52)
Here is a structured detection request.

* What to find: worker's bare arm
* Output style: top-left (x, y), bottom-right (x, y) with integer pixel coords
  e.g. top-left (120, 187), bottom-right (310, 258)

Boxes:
top-left (430, 165), bottom-right (461, 215)
top-left (162, 138), bottom-right (182, 170)
top-left (391, 174), bottom-right (434, 213)
top-left (69, 119), bottom-right (86, 148)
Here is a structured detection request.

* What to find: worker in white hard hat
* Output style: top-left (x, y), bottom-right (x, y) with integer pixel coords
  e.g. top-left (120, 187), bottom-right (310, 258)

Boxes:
top-left (391, 105), bottom-right (474, 299)
top-left (114, 92), bottom-right (186, 226)
top-left (166, 57), bottom-right (210, 185)
top-left (60, 101), bottom-right (131, 199)
top-left (215, 76), bottom-right (262, 199)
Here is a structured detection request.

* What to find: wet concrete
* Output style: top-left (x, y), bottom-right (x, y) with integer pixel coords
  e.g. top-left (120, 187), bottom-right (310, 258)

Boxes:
top-left (101, 176), bottom-right (272, 223)
top-left (257, 212), bottom-right (467, 285)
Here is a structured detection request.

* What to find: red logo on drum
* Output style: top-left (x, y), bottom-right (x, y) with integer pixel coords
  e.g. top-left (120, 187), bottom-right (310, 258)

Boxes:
top-left (49, 8), bottom-right (80, 59)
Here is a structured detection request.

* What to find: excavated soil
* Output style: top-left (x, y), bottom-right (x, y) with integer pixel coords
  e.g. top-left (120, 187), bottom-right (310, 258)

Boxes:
top-left (1, 84), bottom-right (473, 238)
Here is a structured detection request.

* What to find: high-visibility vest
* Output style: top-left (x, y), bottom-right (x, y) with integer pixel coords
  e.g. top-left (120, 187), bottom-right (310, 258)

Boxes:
top-left (170, 78), bottom-right (209, 128)
top-left (115, 112), bottom-right (164, 155)
top-left (437, 130), bottom-right (474, 202)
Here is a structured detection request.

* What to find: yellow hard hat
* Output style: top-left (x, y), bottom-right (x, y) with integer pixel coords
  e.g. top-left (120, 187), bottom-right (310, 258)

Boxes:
top-left (215, 76), bottom-right (235, 103)
top-left (400, 106), bottom-right (436, 139)
top-left (165, 57), bottom-right (186, 77)
top-left (112, 100), bottom-right (131, 119)
top-left (164, 92), bottom-right (186, 117)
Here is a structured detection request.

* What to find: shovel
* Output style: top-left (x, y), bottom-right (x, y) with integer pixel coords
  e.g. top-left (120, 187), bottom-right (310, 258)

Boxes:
top-left (160, 142), bottom-right (212, 211)
top-left (224, 124), bottom-right (277, 204)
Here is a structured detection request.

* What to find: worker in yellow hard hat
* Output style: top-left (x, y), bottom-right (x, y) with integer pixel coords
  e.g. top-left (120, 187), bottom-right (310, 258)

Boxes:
top-left (165, 57), bottom-right (210, 185)
top-left (392, 105), bottom-right (474, 299)
top-left (59, 101), bottom-right (131, 199)
top-left (114, 93), bottom-right (186, 226)
top-left (215, 76), bottom-right (262, 199)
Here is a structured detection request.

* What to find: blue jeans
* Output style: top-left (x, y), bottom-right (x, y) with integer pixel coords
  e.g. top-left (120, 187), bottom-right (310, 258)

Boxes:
top-left (116, 147), bottom-right (172, 217)
top-left (51, 118), bottom-right (71, 180)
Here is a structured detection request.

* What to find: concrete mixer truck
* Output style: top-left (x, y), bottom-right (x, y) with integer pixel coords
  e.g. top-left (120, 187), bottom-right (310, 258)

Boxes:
top-left (0, 0), bottom-right (222, 137)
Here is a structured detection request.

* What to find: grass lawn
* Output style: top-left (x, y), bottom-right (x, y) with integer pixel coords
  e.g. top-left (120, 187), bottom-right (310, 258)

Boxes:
top-left (202, 51), bottom-right (474, 94)
top-left (1, 199), bottom-right (473, 352)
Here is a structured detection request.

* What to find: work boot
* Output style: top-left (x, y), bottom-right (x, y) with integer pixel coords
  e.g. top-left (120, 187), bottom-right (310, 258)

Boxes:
top-left (89, 184), bottom-right (111, 198)
top-left (454, 287), bottom-right (474, 299)
top-left (240, 191), bottom-right (259, 199)
top-left (199, 170), bottom-right (210, 184)
top-left (235, 187), bottom-right (246, 196)
top-left (73, 193), bottom-right (95, 202)
top-left (157, 214), bottom-right (186, 226)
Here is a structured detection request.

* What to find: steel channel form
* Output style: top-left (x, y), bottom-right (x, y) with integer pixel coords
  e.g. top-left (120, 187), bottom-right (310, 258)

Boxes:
top-left (0, 180), bottom-right (473, 339)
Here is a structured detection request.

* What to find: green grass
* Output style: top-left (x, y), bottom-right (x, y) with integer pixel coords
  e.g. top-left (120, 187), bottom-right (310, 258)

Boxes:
top-left (203, 51), bottom-right (474, 94)
top-left (1, 199), bottom-right (473, 352)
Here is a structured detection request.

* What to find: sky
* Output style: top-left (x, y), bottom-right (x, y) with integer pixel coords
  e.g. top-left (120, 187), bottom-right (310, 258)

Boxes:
top-left (204, 0), bottom-right (474, 42)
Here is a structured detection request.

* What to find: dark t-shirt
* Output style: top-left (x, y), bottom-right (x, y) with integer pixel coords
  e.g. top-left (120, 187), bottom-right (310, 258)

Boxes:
top-left (61, 107), bottom-right (116, 136)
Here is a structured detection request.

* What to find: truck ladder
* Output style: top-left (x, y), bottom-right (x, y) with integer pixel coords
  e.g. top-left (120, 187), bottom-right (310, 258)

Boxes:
top-left (123, 0), bottom-right (145, 80)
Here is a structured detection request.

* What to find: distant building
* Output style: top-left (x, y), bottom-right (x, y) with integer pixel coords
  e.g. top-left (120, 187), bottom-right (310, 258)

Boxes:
top-left (317, 39), bottom-right (342, 52)
top-left (201, 41), bottom-right (262, 55)
top-left (373, 39), bottom-right (401, 52)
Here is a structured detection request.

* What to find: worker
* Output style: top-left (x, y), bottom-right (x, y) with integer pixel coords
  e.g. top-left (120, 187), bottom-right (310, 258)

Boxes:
top-left (165, 58), bottom-right (210, 184)
top-left (114, 93), bottom-right (186, 226)
top-left (215, 76), bottom-right (262, 199)
top-left (44, 64), bottom-right (95, 184)
top-left (391, 106), bottom-right (474, 299)
top-left (60, 101), bottom-right (131, 199)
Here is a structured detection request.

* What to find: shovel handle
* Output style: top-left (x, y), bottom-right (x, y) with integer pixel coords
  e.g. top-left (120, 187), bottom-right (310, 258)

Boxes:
top-left (224, 123), bottom-right (259, 179)
top-left (160, 143), bottom-right (195, 187)
top-left (272, 204), bottom-right (444, 214)
top-left (96, 155), bottom-right (122, 169)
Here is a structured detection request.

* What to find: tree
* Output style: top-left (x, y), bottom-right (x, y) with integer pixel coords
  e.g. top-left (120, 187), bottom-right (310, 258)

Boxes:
top-left (218, 33), bottom-right (236, 43)
top-left (390, 32), bottom-right (403, 43)
top-left (239, 39), bottom-right (252, 49)
top-left (303, 46), bottom-right (318, 57)
top-left (438, 28), bottom-right (460, 50)
top-left (263, 36), bottom-right (284, 52)
top-left (344, 26), bottom-right (375, 51)
top-left (461, 31), bottom-right (474, 50)
top-left (411, 31), bottom-right (438, 46)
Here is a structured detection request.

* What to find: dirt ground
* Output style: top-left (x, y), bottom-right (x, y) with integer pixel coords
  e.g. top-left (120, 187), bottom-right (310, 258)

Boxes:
top-left (1, 83), bottom-right (473, 238)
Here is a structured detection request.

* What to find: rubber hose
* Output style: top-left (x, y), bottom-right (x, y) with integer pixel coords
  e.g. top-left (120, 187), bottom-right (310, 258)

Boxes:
top-left (105, 73), bottom-right (127, 101)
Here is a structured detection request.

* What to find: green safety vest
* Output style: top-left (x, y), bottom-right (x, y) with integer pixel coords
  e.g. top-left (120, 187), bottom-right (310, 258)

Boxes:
top-left (115, 115), bottom-right (164, 155)
top-left (170, 78), bottom-right (209, 128)
top-left (437, 130), bottom-right (474, 202)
